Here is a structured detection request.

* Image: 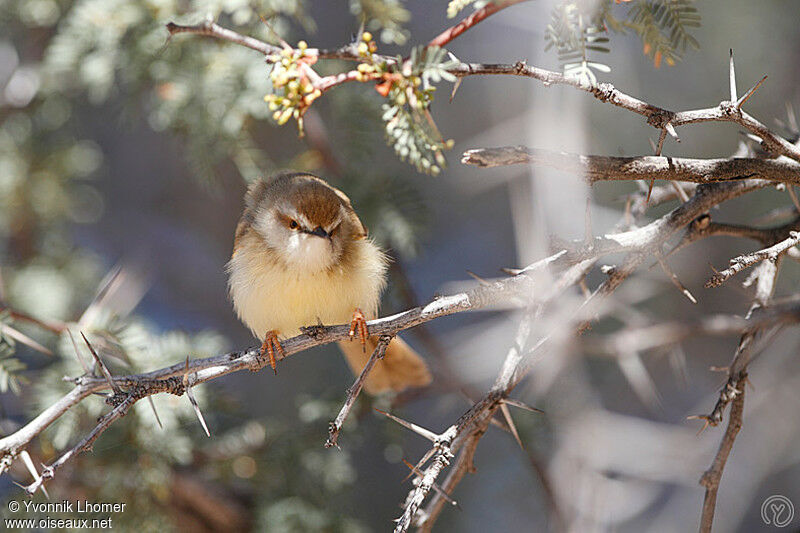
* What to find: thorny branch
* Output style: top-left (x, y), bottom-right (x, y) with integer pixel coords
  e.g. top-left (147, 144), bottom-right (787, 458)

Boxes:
top-left (0, 273), bottom-right (534, 483)
top-left (165, 19), bottom-right (799, 163)
top-left (3, 13), bottom-right (797, 533)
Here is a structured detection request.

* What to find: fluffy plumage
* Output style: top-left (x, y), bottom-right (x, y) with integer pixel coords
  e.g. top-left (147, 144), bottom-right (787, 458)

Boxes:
top-left (227, 172), bottom-right (431, 393)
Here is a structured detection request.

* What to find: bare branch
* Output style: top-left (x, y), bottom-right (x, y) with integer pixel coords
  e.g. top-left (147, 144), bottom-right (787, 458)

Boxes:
top-left (428, 0), bottom-right (529, 48)
top-left (165, 20), bottom-right (279, 55)
top-left (461, 146), bottom-right (800, 186)
top-left (326, 335), bottom-right (393, 448)
top-left (0, 269), bottom-right (538, 482)
top-left (705, 231), bottom-right (800, 287)
top-left (698, 376), bottom-right (746, 533)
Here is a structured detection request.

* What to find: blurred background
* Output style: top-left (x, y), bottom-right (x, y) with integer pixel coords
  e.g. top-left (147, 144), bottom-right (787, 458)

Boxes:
top-left (0, 0), bottom-right (799, 531)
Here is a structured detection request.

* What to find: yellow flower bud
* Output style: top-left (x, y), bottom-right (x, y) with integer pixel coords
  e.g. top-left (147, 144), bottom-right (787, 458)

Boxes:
top-left (362, 32), bottom-right (372, 42)
top-left (298, 40), bottom-right (308, 50)
top-left (278, 108), bottom-right (293, 125)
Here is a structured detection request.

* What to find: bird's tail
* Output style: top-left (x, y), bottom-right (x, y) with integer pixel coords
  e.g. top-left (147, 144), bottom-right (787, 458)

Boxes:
top-left (338, 336), bottom-right (431, 394)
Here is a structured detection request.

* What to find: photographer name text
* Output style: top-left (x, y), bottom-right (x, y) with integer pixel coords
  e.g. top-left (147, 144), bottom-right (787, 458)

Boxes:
top-left (17, 500), bottom-right (125, 513)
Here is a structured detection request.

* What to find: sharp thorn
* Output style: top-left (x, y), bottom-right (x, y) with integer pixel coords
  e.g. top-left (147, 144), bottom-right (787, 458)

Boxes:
top-left (736, 75), bottom-right (768, 110)
top-left (373, 408), bottom-right (439, 442)
top-left (499, 402), bottom-right (523, 450)
top-left (501, 398), bottom-right (545, 414)
top-left (80, 331), bottom-right (121, 394)
top-left (729, 49), bottom-right (737, 103)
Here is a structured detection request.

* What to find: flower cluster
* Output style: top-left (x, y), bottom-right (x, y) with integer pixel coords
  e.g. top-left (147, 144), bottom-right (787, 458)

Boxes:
top-left (261, 33), bottom-right (457, 175)
top-left (264, 41), bottom-right (321, 132)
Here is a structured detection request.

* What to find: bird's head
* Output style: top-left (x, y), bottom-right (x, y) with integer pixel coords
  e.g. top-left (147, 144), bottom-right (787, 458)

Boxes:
top-left (250, 173), bottom-right (367, 273)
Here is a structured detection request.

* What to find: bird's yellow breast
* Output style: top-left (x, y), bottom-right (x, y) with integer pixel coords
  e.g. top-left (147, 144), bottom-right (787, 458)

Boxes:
top-left (227, 235), bottom-right (387, 339)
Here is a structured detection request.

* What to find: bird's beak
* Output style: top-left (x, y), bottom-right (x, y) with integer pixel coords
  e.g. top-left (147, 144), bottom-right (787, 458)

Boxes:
top-left (307, 226), bottom-right (330, 239)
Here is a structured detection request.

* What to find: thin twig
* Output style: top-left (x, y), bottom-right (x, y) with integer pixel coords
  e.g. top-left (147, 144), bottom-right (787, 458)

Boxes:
top-left (428, 0), bottom-right (529, 48)
top-left (698, 376), bottom-right (746, 533)
top-left (326, 335), bottom-right (393, 448)
top-left (705, 231), bottom-right (800, 287)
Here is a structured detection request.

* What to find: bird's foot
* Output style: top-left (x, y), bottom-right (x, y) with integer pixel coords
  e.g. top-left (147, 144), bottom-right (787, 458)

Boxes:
top-left (260, 330), bottom-right (284, 375)
top-left (348, 308), bottom-right (369, 352)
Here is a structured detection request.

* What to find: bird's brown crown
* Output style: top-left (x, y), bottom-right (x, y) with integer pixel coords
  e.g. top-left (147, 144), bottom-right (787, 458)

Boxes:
top-left (234, 172), bottom-right (367, 253)
top-left (283, 176), bottom-right (343, 229)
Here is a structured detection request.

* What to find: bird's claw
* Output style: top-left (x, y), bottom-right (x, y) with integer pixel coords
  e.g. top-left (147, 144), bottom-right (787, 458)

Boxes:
top-left (348, 308), bottom-right (369, 352)
top-left (260, 330), bottom-right (285, 375)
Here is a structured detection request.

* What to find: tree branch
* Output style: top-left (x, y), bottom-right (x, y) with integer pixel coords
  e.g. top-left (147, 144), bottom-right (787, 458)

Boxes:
top-left (39, 16), bottom-right (800, 530)
top-left (706, 231), bottom-right (800, 287)
top-left (325, 334), bottom-right (393, 448)
top-left (0, 269), bottom-right (535, 486)
top-left (698, 376), bottom-right (746, 533)
top-left (165, 20), bottom-right (800, 164)
top-left (428, 0), bottom-right (529, 48)
top-left (462, 146), bottom-right (800, 186)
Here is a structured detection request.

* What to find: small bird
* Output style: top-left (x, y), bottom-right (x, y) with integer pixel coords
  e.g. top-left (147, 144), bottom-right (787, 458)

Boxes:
top-left (227, 171), bottom-right (432, 393)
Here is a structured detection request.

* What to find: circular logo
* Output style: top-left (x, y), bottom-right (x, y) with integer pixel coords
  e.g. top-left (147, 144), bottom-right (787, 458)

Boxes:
top-left (761, 495), bottom-right (794, 528)
top-left (7, 500), bottom-right (19, 512)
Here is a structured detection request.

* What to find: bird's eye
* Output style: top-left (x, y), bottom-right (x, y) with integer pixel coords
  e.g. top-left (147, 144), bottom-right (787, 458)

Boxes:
top-left (289, 220), bottom-right (299, 229)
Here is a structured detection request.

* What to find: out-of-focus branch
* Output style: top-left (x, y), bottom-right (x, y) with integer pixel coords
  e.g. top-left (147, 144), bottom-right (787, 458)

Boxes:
top-left (0, 306), bottom-right (67, 335)
top-left (165, 21), bottom-right (280, 55)
top-left (583, 301), bottom-right (800, 356)
top-left (428, 0), bottom-right (530, 48)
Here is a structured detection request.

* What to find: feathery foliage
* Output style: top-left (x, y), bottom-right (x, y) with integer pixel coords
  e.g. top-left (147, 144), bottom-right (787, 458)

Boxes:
top-left (545, 0), bottom-right (701, 80)
top-left (626, 0), bottom-right (701, 67)
top-left (545, 2), bottom-right (611, 85)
